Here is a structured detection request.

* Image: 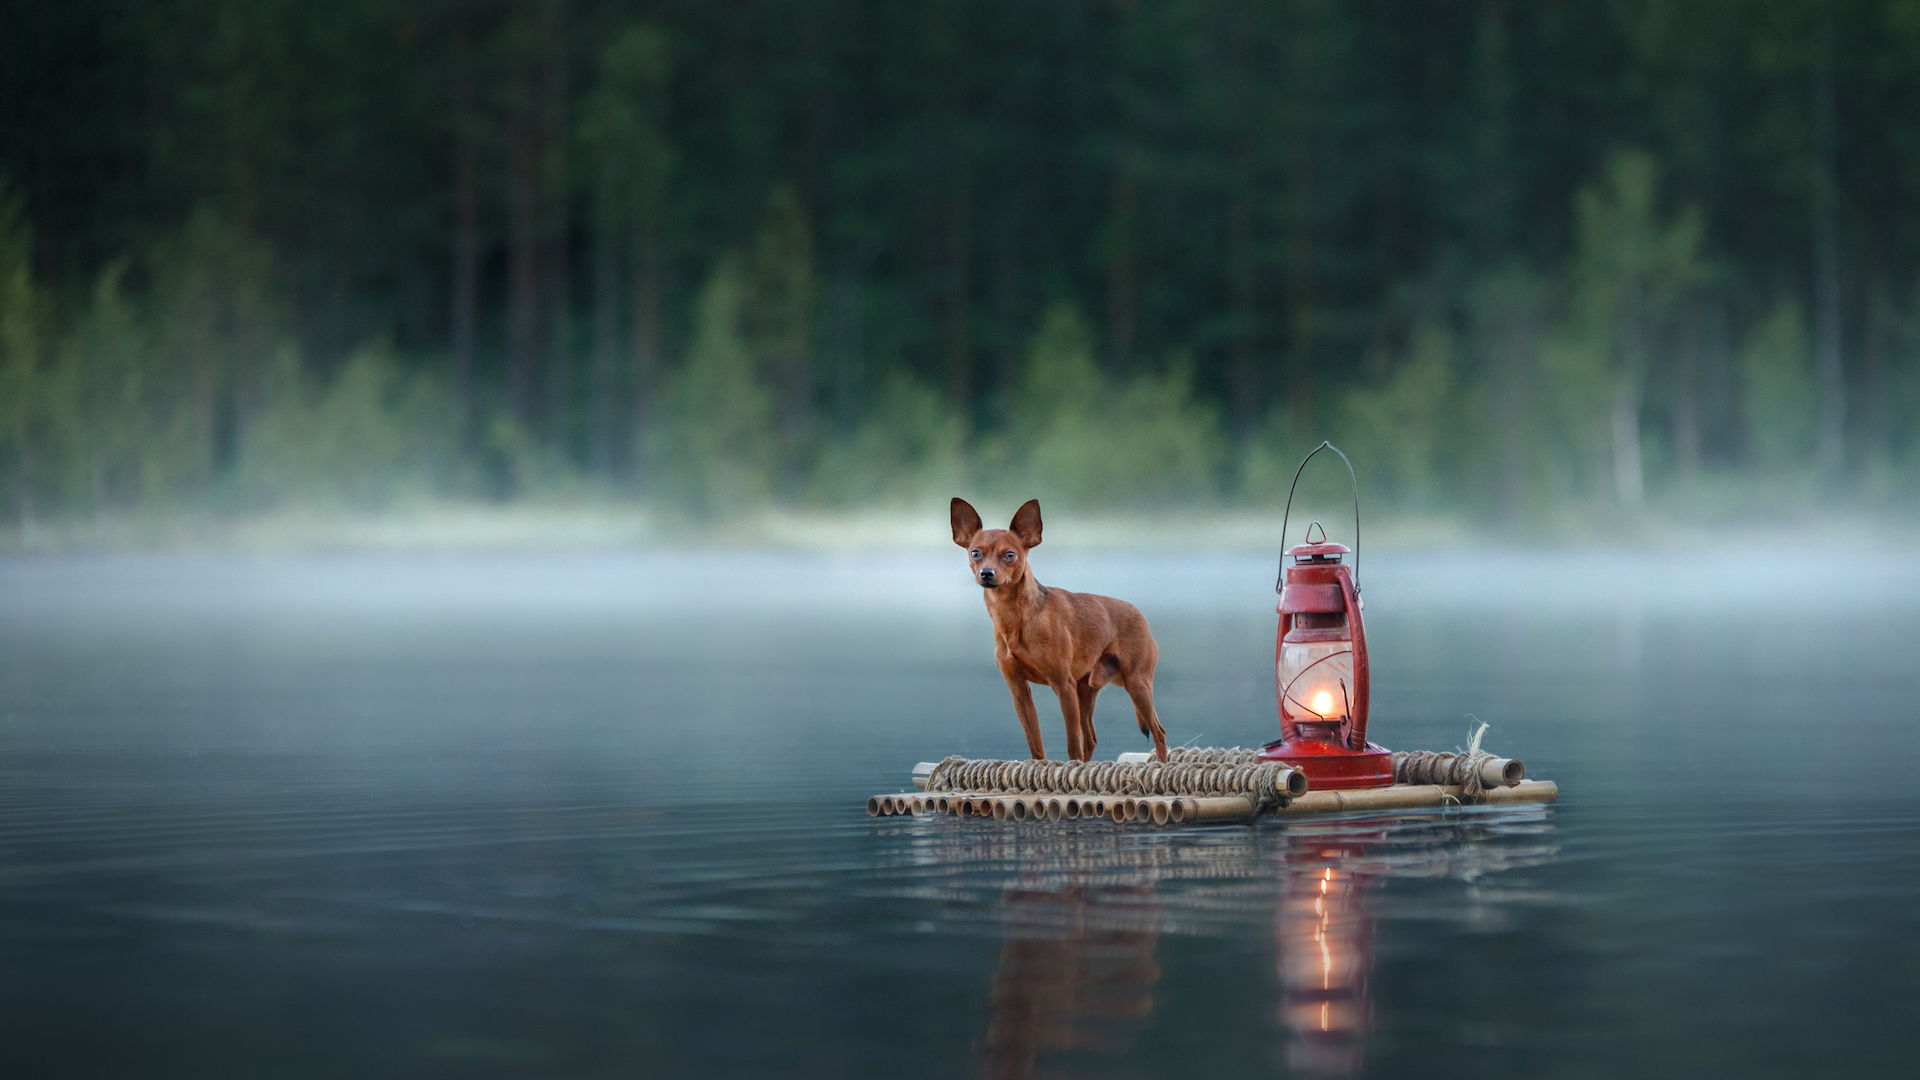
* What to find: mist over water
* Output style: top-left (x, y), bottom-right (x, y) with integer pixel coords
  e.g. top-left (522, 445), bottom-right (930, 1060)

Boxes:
top-left (3, 549), bottom-right (1918, 1078)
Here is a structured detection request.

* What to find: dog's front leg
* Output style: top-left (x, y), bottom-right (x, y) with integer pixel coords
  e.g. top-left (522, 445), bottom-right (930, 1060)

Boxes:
top-left (1051, 680), bottom-right (1086, 761)
top-left (1003, 675), bottom-right (1047, 760)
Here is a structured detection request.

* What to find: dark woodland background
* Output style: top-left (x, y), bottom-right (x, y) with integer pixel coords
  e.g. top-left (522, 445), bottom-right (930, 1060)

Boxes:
top-left (3, 0), bottom-right (1918, 531)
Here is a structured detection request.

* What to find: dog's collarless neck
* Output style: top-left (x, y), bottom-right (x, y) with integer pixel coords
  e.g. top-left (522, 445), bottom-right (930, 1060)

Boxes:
top-left (984, 576), bottom-right (1047, 623)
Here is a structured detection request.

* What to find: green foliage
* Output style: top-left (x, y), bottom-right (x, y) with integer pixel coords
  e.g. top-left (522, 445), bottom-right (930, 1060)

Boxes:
top-left (146, 210), bottom-right (285, 486)
top-left (806, 372), bottom-right (965, 508)
top-left (1336, 324), bottom-right (1455, 510)
top-left (743, 189), bottom-right (815, 370)
top-left (1462, 265), bottom-right (1560, 515)
top-left (578, 25), bottom-right (674, 193)
top-left (1558, 150), bottom-right (1707, 509)
top-left (578, 23), bottom-right (675, 235)
top-left (46, 261), bottom-right (182, 509)
top-left (8, 6), bottom-right (1920, 531)
top-left (1568, 151), bottom-right (1706, 345)
top-left (0, 182), bottom-right (44, 367)
top-left (1887, 285), bottom-right (1920, 477)
top-left (645, 258), bottom-right (776, 518)
top-left (1002, 303), bottom-right (1225, 508)
top-left (234, 343), bottom-right (467, 509)
top-left (1008, 304), bottom-right (1101, 439)
top-left (1740, 300), bottom-right (1815, 472)
top-left (0, 180), bottom-right (51, 524)
top-left (0, 192), bottom-right (480, 521)
top-left (1236, 415), bottom-right (1306, 508)
top-left (743, 189), bottom-right (816, 489)
top-left (1101, 359), bottom-right (1227, 504)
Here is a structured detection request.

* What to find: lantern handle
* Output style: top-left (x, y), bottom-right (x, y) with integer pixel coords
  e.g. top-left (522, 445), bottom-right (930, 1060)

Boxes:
top-left (1276, 441), bottom-right (1361, 594)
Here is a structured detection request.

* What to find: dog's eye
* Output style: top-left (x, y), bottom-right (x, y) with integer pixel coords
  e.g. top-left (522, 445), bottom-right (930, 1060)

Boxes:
top-left (1002, 551), bottom-right (1016, 562)
top-left (969, 549), bottom-right (981, 560)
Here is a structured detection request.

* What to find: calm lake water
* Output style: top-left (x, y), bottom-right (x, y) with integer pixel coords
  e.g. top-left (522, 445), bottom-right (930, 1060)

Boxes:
top-left (3, 547), bottom-right (1918, 1078)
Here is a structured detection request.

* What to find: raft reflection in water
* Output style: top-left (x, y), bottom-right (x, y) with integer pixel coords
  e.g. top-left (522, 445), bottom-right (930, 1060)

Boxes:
top-left (979, 884), bottom-right (1162, 1078)
top-left (878, 808), bottom-right (1558, 1079)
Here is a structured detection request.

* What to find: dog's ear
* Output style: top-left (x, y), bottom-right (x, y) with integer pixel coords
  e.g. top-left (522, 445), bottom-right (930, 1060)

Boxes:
top-left (950, 498), bottom-right (984, 547)
top-left (1009, 499), bottom-right (1043, 548)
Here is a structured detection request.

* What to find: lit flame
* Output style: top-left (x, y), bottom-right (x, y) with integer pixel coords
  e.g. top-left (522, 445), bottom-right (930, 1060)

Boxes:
top-left (1311, 689), bottom-right (1334, 715)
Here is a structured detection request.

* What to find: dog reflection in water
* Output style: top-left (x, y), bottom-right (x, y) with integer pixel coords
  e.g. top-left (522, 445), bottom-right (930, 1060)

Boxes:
top-left (977, 884), bottom-right (1162, 1080)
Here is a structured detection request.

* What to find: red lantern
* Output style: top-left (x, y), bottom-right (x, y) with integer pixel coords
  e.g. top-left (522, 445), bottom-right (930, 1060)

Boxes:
top-left (1257, 443), bottom-right (1395, 790)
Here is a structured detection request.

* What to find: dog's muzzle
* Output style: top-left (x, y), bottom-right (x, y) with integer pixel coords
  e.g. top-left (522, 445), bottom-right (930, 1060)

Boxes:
top-left (977, 570), bottom-right (998, 587)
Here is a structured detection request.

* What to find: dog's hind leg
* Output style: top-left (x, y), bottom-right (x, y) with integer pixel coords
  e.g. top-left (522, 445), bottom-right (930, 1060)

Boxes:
top-left (1004, 674), bottom-right (1048, 760)
top-left (1123, 673), bottom-right (1170, 762)
top-left (1075, 678), bottom-right (1100, 760)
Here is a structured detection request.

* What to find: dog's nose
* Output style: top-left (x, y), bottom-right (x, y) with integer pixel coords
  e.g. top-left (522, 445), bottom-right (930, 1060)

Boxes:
top-left (979, 568), bottom-right (996, 582)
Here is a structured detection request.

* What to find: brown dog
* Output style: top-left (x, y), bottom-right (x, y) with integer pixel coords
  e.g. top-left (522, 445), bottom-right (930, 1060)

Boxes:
top-left (951, 498), bottom-right (1170, 762)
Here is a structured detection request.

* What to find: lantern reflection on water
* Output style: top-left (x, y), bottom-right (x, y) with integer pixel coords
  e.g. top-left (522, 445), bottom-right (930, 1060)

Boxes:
top-left (1276, 852), bottom-right (1372, 1077)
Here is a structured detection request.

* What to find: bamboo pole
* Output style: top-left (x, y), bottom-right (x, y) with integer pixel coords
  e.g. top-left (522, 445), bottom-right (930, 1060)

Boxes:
top-left (1173, 795), bottom-right (1259, 821)
top-left (1482, 757), bottom-right (1524, 787)
top-left (1288, 786), bottom-right (1449, 813)
top-left (1480, 779), bottom-right (1556, 805)
top-left (1280, 779), bottom-right (1557, 815)
top-left (1279, 768), bottom-right (1310, 798)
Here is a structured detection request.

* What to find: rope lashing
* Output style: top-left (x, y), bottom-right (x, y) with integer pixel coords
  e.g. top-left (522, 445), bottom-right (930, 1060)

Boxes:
top-left (923, 747), bottom-right (1301, 811)
top-left (1390, 749), bottom-right (1493, 801)
top-left (1391, 719), bottom-right (1503, 802)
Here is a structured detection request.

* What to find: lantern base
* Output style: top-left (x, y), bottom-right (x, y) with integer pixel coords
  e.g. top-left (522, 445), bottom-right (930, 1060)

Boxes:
top-left (1258, 737), bottom-right (1395, 790)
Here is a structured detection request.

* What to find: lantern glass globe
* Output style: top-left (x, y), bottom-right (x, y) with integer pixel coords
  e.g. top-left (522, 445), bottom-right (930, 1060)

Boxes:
top-left (1279, 641), bottom-right (1354, 721)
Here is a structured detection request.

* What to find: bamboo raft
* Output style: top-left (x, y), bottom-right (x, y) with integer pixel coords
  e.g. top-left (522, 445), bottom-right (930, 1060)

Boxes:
top-left (867, 746), bottom-right (1558, 825)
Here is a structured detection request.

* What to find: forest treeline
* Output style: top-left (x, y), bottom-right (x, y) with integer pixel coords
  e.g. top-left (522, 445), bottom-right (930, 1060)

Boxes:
top-left (3, 0), bottom-right (1919, 530)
